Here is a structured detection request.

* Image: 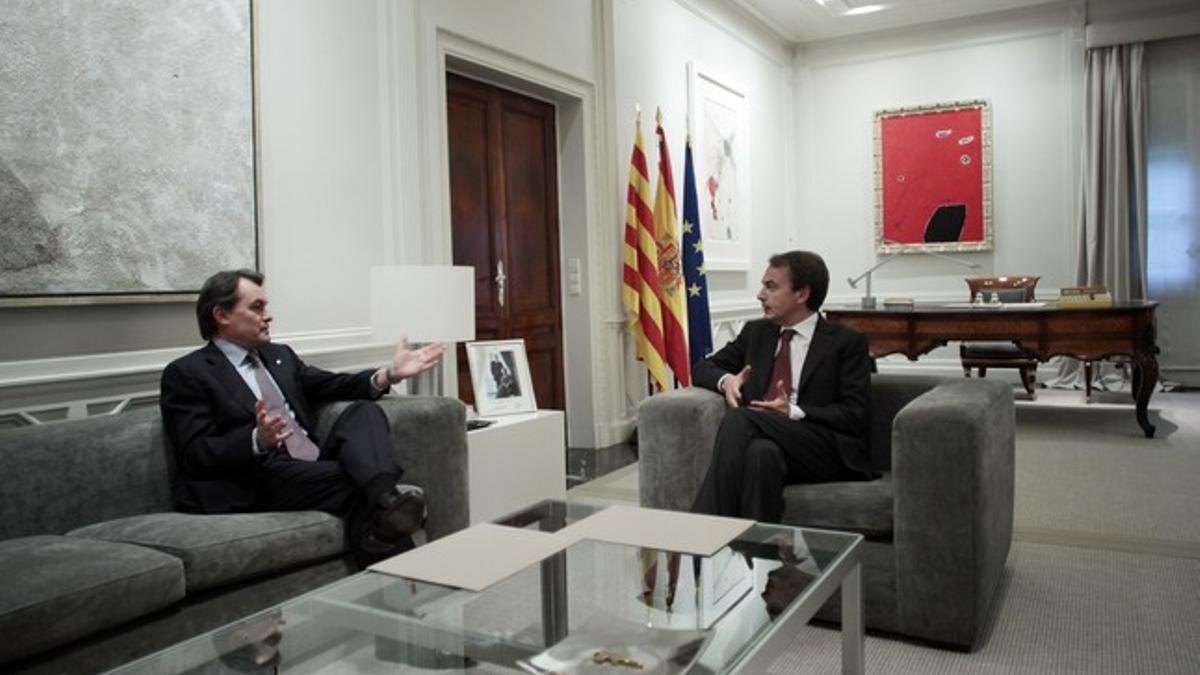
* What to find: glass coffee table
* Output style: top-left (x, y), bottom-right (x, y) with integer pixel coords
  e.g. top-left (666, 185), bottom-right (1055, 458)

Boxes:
top-left (109, 499), bottom-right (863, 674)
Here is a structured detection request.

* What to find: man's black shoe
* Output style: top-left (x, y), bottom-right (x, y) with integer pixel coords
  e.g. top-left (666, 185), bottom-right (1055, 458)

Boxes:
top-left (373, 484), bottom-right (427, 541)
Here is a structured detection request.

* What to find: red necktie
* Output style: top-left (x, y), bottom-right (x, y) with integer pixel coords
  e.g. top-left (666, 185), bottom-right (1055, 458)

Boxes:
top-left (248, 353), bottom-right (320, 461)
top-left (765, 329), bottom-right (796, 401)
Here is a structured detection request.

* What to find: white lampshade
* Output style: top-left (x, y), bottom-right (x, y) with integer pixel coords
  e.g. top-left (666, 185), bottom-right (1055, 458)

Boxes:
top-left (371, 266), bottom-right (476, 344)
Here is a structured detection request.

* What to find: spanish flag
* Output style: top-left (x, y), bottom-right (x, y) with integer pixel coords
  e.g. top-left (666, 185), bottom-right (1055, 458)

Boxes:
top-left (622, 117), bottom-right (670, 392)
top-left (652, 111), bottom-right (690, 386)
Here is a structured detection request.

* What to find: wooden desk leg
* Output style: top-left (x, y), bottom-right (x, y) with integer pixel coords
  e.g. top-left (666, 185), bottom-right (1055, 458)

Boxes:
top-left (1133, 356), bottom-right (1159, 438)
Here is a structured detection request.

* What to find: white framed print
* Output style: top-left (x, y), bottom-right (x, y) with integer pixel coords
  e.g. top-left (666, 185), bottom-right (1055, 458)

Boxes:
top-left (466, 339), bottom-right (537, 416)
top-left (688, 60), bottom-right (750, 271)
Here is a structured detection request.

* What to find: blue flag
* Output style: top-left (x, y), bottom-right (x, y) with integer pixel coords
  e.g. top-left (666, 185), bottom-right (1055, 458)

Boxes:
top-left (681, 139), bottom-right (713, 365)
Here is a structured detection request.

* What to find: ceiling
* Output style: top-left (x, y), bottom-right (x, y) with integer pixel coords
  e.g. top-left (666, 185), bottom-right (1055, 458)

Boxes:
top-left (731, 0), bottom-right (1069, 43)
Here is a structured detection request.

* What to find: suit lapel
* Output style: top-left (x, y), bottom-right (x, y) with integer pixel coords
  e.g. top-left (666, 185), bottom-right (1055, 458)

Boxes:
top-left (203, 343), bottom-right (258, 416)
top-left (797, 317), bottom-right (833, 395)
top-left (752, 322), bottom-right (780, 400)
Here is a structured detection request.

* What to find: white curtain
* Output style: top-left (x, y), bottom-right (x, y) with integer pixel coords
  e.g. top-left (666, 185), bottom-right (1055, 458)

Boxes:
top-left (1051, 43), bottom-right (1148, 390)
top-left (1077, 43), bottom-right (1149, 300)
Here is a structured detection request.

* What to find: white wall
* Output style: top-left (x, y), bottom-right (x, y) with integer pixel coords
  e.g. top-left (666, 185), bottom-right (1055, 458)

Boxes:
top-left (7, 0), bottom-right (1150, 432)
top-left (255, 0), bottom-right (385, 338)
top-left (795, 3), bottom-right (1085, 314)
top-left (4, 0), bottom-right (801, 446)
top-left (613, 0), bottom-right (793, 299)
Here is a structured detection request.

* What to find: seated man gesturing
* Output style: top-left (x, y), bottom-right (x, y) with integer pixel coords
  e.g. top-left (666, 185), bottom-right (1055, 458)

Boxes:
top-left (160, 269), bottom-right (444, 563)
top-left (690, 251), bottom-right (873, 523)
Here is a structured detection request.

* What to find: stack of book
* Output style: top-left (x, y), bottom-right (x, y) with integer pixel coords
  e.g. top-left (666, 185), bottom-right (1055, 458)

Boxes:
top-left (1058, 286), bottom-right (1113, 307)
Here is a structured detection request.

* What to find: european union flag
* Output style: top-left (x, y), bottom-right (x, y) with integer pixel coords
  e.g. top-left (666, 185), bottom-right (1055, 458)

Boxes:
top-left (681, 139), bottom-right (712, 364)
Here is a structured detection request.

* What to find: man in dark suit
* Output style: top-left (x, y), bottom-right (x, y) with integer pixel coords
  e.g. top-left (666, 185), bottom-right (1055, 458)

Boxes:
top-left (691, 250), bottom-right (872, 523)
top-left (160, 269), bottom-right (445, 562)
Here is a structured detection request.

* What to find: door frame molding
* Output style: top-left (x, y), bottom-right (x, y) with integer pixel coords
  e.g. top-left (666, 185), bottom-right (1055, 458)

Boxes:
top-left (407, 23), bottom-right (627, 447)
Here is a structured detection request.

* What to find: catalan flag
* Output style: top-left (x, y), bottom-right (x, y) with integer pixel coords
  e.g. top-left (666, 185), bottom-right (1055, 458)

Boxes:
top-left (622, 118), bottom-right (670, 392)
top-left (681, 137), bottom-right (713, 364)
top-left (653, 111), bottom-right (690, 386)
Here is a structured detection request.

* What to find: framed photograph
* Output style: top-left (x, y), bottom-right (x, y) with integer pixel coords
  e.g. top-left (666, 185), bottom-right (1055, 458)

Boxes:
top-left (688, 61), bottom-right (750, 271)
top-left (874, 99), bottom-right (992, 255)
top-left (466, 339), bottom-right (537, 416)
top-left (0, 0), bottom-right (257, 305)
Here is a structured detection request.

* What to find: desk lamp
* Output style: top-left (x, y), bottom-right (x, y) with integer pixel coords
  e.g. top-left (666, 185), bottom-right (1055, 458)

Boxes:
top-left (847, 242), bottom-right (981, 309)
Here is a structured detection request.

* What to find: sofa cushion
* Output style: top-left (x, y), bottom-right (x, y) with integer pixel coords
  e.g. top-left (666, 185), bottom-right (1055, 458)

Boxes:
top-left (68, 511), bottom-right (345, 592)
top-left (781, 474), bottom-right (894, 538)
top-left (0, 535), bottom-right (185, 666)
top-left (0, 407), bottom-right (173, 540)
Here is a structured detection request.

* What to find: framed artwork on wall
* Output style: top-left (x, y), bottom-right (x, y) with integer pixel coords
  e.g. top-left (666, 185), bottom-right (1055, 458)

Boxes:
top-left (0, 0), bottom-right (257, 305)
top-left (874, 99), bottom-right (992, 255)
top-left (466, 339), bottom-right (537, 416)
top-left (688, 61), bottom-right (750, 270)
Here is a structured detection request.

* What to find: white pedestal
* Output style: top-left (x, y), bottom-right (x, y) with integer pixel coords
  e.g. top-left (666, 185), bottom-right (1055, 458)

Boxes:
top-left (467, 410), bottom-right (566, 524)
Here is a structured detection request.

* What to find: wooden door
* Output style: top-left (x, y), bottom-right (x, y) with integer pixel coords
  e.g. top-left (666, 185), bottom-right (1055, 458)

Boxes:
top-left (446, 73), bottom-right (564, 410)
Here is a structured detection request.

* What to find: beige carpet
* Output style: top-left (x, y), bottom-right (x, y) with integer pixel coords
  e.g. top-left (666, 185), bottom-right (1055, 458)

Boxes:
top-left (767, 542), bottom-right (1200, 674)
top-left (570, 387), bottom-right (1200, 674)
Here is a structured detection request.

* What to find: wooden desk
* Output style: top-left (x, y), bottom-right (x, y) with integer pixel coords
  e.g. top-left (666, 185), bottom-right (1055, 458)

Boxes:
top-left (824, 301), bottom-right (1159, 437)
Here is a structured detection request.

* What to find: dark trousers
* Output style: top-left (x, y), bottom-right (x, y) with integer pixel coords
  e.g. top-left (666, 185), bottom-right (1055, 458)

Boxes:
top-left (691, 407), bottom-right (861, 523)
top-left (254, 401), bottom-right (403, 556)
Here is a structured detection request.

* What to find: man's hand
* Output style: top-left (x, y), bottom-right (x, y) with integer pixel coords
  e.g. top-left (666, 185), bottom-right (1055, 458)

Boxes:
top-left (748, 379), bottom-right (791, 416)
top-left (255, 400), bottom-right (292, 448)
top-left (721, 365), bottom-right (752, 408)
top-left (385, 339), bottom-right (447, 384)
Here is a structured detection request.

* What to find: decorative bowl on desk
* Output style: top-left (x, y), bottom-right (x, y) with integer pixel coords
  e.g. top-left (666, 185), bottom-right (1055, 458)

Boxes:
top-left (964, 275), bottom-right (1039, 303)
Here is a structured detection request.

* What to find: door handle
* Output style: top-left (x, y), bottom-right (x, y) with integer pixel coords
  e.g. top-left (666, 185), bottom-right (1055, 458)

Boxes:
top-left (495, 259), bottom-right (506, 308)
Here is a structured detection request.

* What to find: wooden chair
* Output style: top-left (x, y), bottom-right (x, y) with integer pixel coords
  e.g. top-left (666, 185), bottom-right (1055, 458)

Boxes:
top-left (959, 276), bottom-right (1040, 398)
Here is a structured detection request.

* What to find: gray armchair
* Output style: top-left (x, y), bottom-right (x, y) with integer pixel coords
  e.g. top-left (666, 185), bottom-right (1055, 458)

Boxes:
top-left (637, 374), bottom-right (1014, 649)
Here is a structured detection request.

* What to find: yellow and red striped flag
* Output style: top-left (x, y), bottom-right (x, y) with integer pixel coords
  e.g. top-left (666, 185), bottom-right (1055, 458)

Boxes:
top-left (653, 111), bottom-right (690, 386)
top-left (622, 118), bottom-right (670, 392)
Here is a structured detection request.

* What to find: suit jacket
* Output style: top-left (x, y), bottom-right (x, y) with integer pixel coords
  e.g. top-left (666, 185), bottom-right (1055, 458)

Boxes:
top-left (159, 341), bottom-right (381, 514)
top-left (692, 316), bottom-right (873, 473)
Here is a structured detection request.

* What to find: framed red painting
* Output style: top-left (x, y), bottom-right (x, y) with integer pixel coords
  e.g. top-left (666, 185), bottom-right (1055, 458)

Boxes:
top-left (874, 99), bottom-right (992, 254)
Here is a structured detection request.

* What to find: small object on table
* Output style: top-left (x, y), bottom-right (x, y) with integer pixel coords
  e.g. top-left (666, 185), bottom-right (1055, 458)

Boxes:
top-left (1059, 286), bottom-right (1113, 307)
top-left (882, 297), bottom-right (914, 309)
top-left (592, 650), bottom-right (645, 669)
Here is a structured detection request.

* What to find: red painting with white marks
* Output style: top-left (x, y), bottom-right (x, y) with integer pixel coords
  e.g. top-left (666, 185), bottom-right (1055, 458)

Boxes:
top-left (880, 105), bottom-right (984, 247)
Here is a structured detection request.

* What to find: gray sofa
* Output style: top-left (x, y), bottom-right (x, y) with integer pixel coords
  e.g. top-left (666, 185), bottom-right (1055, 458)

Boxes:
top-left (638, 374), bottom-right (1014, 649)
top-left (0, 395), bottom-right (469, 674)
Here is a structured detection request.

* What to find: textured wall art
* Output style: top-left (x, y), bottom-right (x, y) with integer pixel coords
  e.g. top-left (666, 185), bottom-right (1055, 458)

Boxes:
top-left (0, 0), bottom-right (255, 301)
top-left (875, 99), bottom-right (992, 254)
top-left (688, 61), bottom-right (749, 270)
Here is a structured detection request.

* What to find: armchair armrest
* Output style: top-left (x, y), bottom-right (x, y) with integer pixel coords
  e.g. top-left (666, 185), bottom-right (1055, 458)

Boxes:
top-left (316, 396), bottom-right (469, 541)
top-left (637, 388), bottom-right (726, 512)
top-left (891, 379), bottom-right (1014, 646)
